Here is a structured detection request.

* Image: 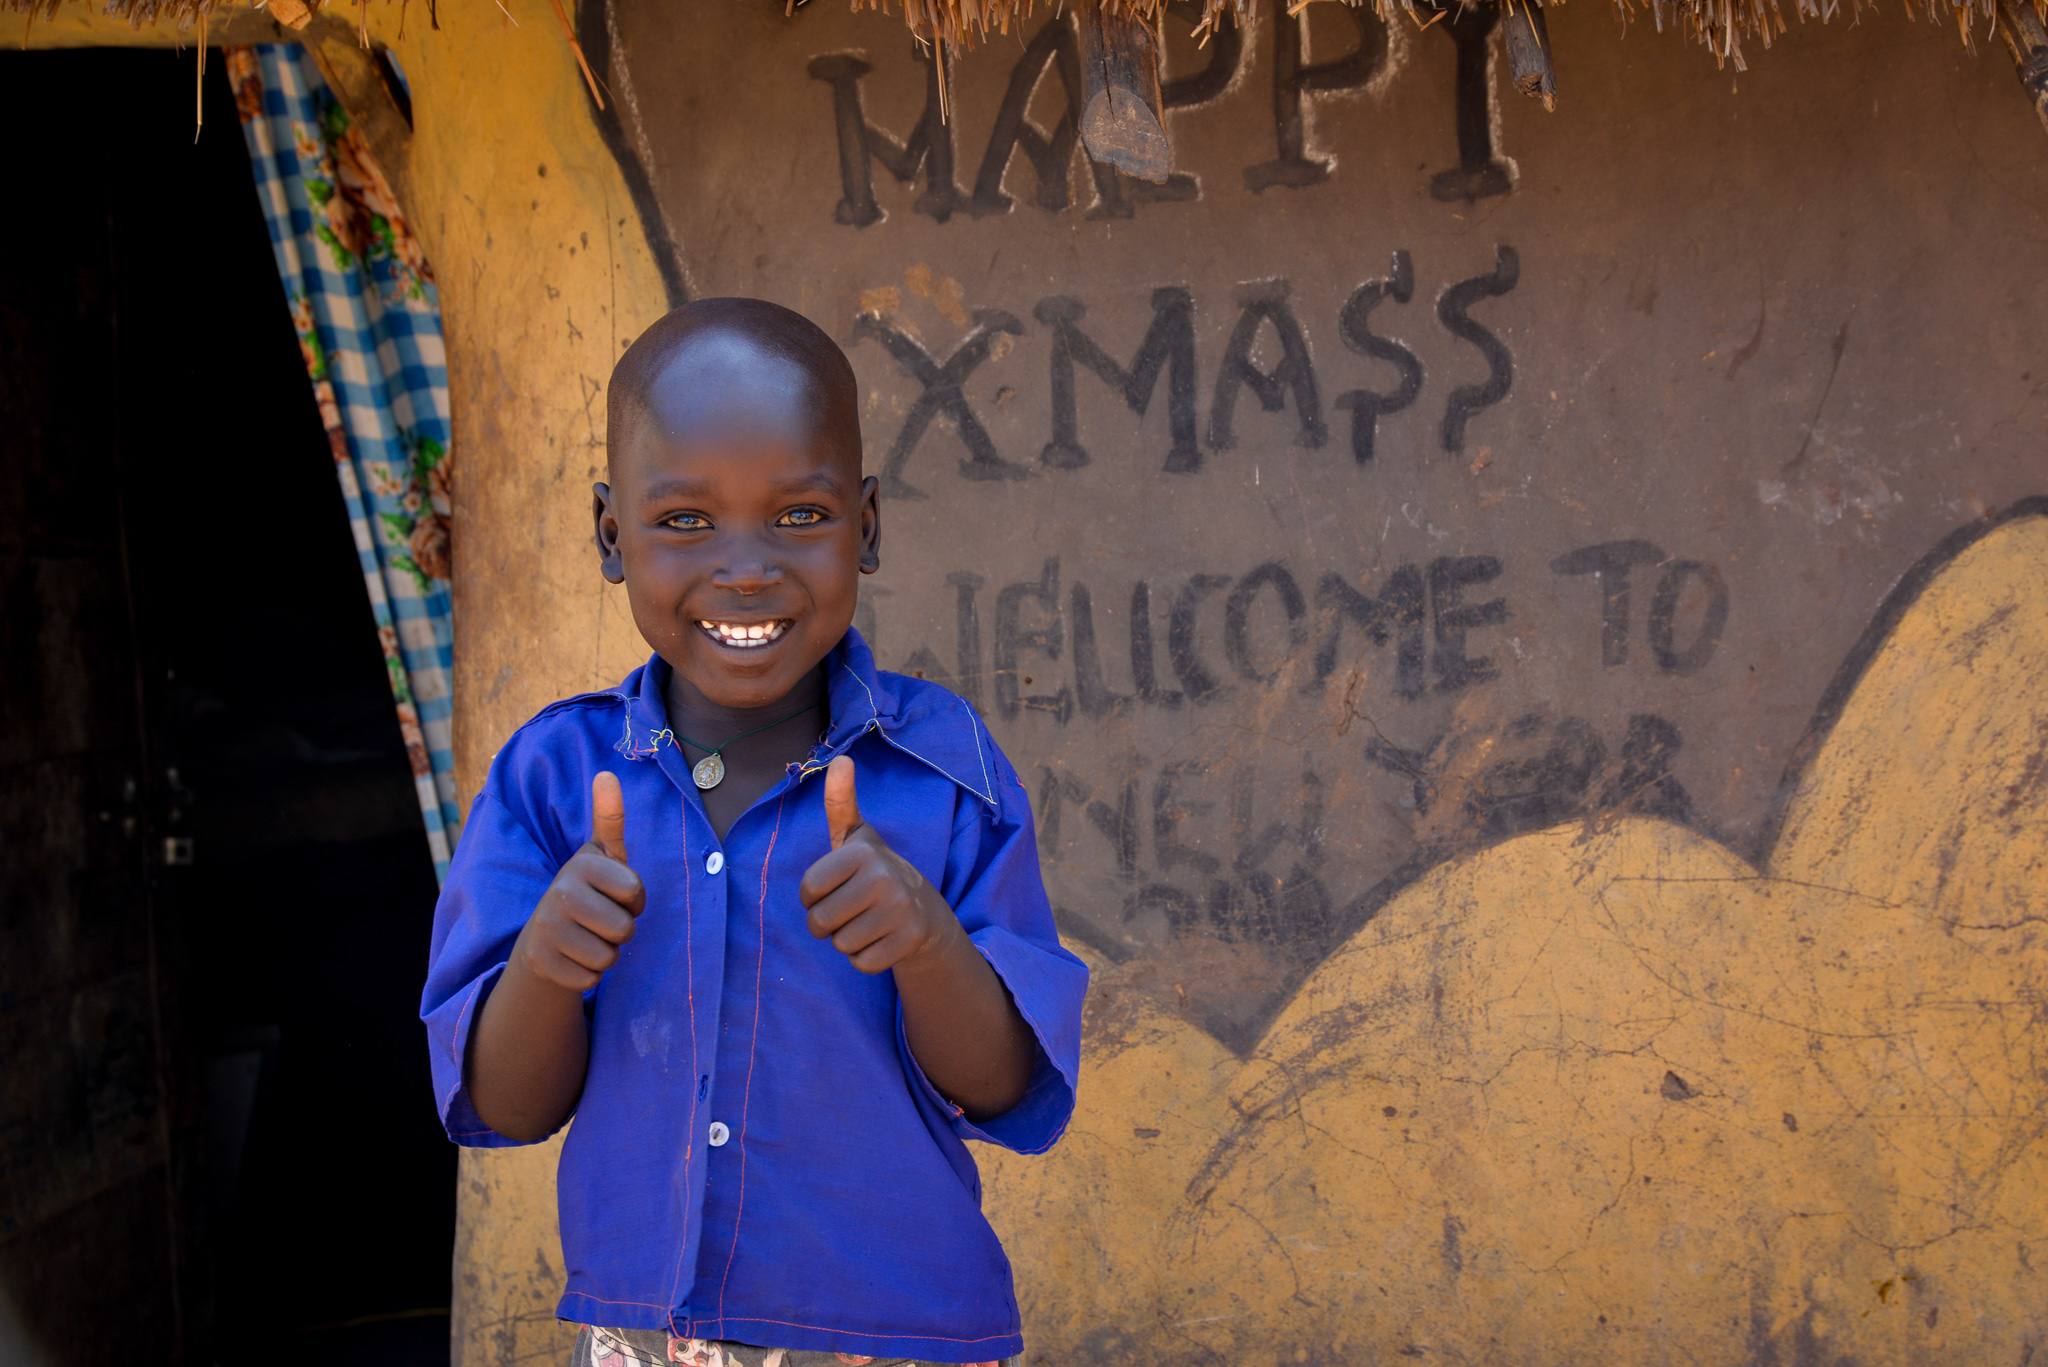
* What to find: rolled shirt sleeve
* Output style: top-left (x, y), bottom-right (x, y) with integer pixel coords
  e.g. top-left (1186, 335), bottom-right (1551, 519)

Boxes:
top-left (900, 750), bottom-right (1088, 1154)
top-left (420, 783), bottom-right (567, 1148)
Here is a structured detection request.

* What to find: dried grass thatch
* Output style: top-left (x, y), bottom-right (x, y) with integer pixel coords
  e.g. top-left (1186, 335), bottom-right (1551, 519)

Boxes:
top-left (12, 0), bottom-right (2048, 115)
top-left (10, 0), bottom-right (213, 26)
top-left (857, 0), bottom-right (2037, 73)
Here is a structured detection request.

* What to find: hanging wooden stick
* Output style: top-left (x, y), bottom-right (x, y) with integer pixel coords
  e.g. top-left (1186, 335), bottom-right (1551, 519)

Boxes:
top-left (1502, 0), bottom-right (1557, 110)
top-left (1075, 0), bottom-right (1172, 182)
top-left (267, 0), bottom-right (316, 31)
top-left (1994, 0), bottom-right (2048, 135)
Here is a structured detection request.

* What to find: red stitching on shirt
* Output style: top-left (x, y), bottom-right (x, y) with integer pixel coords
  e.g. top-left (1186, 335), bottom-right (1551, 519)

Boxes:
top-left (442, 973), bottom-right (491, 1121)
top-left (448, 974), bottom-right (483, 1068)
top-left (664, 788), bottom-right (701, 1321)
top-left (713, 788), bottom-right (786, 1334)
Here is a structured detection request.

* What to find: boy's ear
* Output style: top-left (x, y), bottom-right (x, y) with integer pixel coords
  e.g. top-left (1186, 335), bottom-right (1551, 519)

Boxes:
top-left (593, 481), bottom-right (626, 584)
top-left (857, 474), bottom-right (881, 576)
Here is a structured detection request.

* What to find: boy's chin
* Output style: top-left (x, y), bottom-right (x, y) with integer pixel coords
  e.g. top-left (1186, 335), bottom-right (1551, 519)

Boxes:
top-left (668, 633), bottom-right (832, 709)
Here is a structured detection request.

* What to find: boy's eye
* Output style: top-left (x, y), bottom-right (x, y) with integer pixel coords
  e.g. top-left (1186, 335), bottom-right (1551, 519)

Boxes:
top-left (664, 512), bottom-right (711, 531)
top-left (777, 508), bottom-right (826, 528)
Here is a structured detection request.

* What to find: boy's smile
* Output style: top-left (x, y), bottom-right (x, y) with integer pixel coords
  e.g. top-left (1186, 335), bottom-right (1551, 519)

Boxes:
top-left (697, 619), bottom-right (791, 649)
top-left (595, 314), bottom-right (879, 717)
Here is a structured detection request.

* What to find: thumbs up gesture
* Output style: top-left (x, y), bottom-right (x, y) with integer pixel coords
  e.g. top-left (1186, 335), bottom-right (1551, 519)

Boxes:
top-left (800, 756), bottom-right (960, 975)
top-left (512, 771), bottom-right (648, 992)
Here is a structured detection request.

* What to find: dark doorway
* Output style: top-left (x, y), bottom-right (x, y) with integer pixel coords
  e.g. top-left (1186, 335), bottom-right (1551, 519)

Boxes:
top-left (2, 47), bottom-right (454, 1367)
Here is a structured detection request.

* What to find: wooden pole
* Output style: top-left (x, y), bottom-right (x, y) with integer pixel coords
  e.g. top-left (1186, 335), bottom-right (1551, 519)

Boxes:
top-left (1076, 0), bottom-right (1172, 183)
top-left (299, 13), bottom-right (430, 254)
top-left (1994, 0), bottom-right (2048, 137)
top-left (1502, 0), bottom-right (1557, 111)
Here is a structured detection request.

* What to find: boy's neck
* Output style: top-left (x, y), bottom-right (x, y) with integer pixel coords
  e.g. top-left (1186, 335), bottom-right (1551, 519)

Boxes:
top-left (661, 660), bottom-right (831, 744)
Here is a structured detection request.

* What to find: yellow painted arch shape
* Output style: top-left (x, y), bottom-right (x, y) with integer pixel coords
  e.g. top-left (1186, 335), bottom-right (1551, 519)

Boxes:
top-left (982, 498), bottom-right (2048, 1367)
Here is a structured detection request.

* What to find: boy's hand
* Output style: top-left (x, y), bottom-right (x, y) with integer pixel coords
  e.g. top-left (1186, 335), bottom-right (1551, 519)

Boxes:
top-left (512, 771), bottom-right (646, 993)
top-left (800, 756), bottom-right (962, 974)
top-left (467, 772), bottom-right (641, 1142)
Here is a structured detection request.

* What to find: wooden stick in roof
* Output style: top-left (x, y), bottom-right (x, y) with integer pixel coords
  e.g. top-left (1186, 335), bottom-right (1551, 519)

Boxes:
top-left (1076, 0), bottom-right (1173, 182)
top-left (1993, 0), bottom-right (2048, 135)
top-left (1502, 0), bottom-right (1558, 110)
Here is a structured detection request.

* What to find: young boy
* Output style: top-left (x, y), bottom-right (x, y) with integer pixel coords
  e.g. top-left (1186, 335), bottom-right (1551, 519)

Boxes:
top-left (422, 298), bottom-right (1087, 1367)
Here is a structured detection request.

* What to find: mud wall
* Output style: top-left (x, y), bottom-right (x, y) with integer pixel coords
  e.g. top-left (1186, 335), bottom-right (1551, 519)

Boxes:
top-left (33, 1), bottom-right (2048, 1363)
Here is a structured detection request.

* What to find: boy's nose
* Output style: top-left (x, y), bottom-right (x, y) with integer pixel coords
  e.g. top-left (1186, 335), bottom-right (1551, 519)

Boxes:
top-left (712, 559), bottom-right (784, 594)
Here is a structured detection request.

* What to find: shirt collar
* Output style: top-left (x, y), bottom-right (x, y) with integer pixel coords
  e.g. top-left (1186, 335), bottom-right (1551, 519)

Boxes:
top-left (619, 629), bottom-right (997, 807)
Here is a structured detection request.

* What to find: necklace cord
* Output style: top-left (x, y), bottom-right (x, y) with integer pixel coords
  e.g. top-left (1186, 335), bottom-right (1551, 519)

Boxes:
top-left (672, 700), bottom-right (822, 759)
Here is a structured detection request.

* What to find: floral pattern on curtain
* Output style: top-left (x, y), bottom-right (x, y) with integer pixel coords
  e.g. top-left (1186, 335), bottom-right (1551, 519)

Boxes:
top-left (227, 43), bottom-right (461, 878)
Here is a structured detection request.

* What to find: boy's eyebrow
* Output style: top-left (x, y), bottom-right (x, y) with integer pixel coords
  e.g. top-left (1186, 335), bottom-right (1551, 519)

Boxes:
top-left (637, 470), bottom-right (848, 503)
top-left (772, 471), bottom-right (847, 496)
top-left (639, 476), bottom-right (716, 501)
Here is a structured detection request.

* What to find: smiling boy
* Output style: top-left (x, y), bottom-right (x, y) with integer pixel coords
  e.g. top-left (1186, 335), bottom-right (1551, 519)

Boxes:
top-left (422, 298), bottom-right (1087, 1367)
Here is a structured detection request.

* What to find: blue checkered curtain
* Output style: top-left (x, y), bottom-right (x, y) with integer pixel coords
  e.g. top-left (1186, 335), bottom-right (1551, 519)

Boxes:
top-left (227, 44), bottom-right (461, 879)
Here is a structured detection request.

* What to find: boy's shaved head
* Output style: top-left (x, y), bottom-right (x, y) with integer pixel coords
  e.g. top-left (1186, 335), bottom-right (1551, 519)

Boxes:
top-left (594, 295), bottom-right (880, 715)
top-left (608, 297), bottom-right (861, 476)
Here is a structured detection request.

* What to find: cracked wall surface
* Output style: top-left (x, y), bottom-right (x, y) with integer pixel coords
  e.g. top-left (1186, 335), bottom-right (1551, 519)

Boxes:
top-left (980, 514), bottom-right (2048, 1364)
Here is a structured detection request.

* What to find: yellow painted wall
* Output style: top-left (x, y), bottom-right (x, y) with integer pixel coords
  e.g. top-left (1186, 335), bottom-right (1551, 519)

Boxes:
top-left (27, 7), bottom-right (2048, 1365)
top-left (979, 508), bottom-right (2048, 1364)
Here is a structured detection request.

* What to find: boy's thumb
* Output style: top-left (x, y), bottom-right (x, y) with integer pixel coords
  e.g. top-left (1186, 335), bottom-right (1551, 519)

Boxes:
top-left (824, 755), bottom-right (862, 850)
top-left (592, 770), bottom-right (627, 863)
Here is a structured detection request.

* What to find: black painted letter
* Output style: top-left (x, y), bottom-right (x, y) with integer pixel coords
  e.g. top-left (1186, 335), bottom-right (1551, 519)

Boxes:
top-left (1154, 759), bottom-right (1219, 875)
top-left (1648, 561), bottom-right (1728, 675)
top-left (1209, 280), bottom-right (1328, 451)
top-left (808, 47), bottom-right (963, 226)
top-left (1549, 540), bottom-right (1665, 667)
top-left (1169, 573), bottom-right (1234, 703)
top-left (1428, 7), bottom-right (1513, 203)
top-left (1223, 562), bottom-right (1308, 684)
top-left (1036, 289), bottom-right (1201, 473)
top-left (947, 571), bottom-right (986, 707)
top-left (1070, 582), bottom-right (1134, 718)
top-left (1130, 580), bottom-right (1184, 709)
top-left (994, 558), bottom-right (1073, 721)
top-left (967, 15), bottom-right (1085, 216)
top-left (1310, 568), bottom-right (1426, 699)
top-left (1429, 555), bottom-right (1508, 692)
top-left (1436, 245), bottom-right (1519, 456)
top-left (1244, 0), bottom-right (1388, 191)
top-left (852, 310), bottom-right (1030, 498)
top-left (1335, 250), bottom-right (1424, 464)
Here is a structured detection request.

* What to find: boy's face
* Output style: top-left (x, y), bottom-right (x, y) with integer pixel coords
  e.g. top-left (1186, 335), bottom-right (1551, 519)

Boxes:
top-left (594, 331), bottom-right (878, 711)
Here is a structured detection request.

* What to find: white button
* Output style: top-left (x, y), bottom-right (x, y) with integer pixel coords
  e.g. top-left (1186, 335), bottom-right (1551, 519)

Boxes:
top-left (706, 851), bottom-right (725, 875)
top-left (707, 1121), bottom-right (731, 1147)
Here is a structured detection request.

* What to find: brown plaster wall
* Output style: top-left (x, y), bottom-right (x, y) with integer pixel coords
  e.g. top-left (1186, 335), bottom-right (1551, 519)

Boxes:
top-left (610, 0), bottom-right (2047, 1047)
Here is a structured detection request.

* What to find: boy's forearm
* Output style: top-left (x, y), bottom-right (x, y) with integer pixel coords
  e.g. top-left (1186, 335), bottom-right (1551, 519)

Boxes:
top-left (467, 959), bottom-right (593, 1143)
top-left (894, 920), bottom-right (1037, 1122)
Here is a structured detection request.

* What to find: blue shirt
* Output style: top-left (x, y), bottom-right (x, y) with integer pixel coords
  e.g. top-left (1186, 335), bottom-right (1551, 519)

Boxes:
top-left (421, 632), bottom-right (1087, 1362)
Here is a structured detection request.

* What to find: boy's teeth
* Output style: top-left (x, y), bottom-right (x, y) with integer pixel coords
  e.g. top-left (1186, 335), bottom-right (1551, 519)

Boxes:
top-left (698, 620), bottom-right (789, 648)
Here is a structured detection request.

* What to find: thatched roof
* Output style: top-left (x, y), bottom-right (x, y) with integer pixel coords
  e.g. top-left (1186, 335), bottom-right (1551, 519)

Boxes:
top-left (852, 0), bottom-right (2048, 142)
top-left (14, 0), bottom-right (2048, 133)
top-left (857, 0), bottom-right (2038, 74)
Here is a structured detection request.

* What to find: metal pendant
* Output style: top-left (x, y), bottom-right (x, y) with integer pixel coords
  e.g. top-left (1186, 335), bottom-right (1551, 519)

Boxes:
top-left (692, 752), bottom-right (726, 791)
